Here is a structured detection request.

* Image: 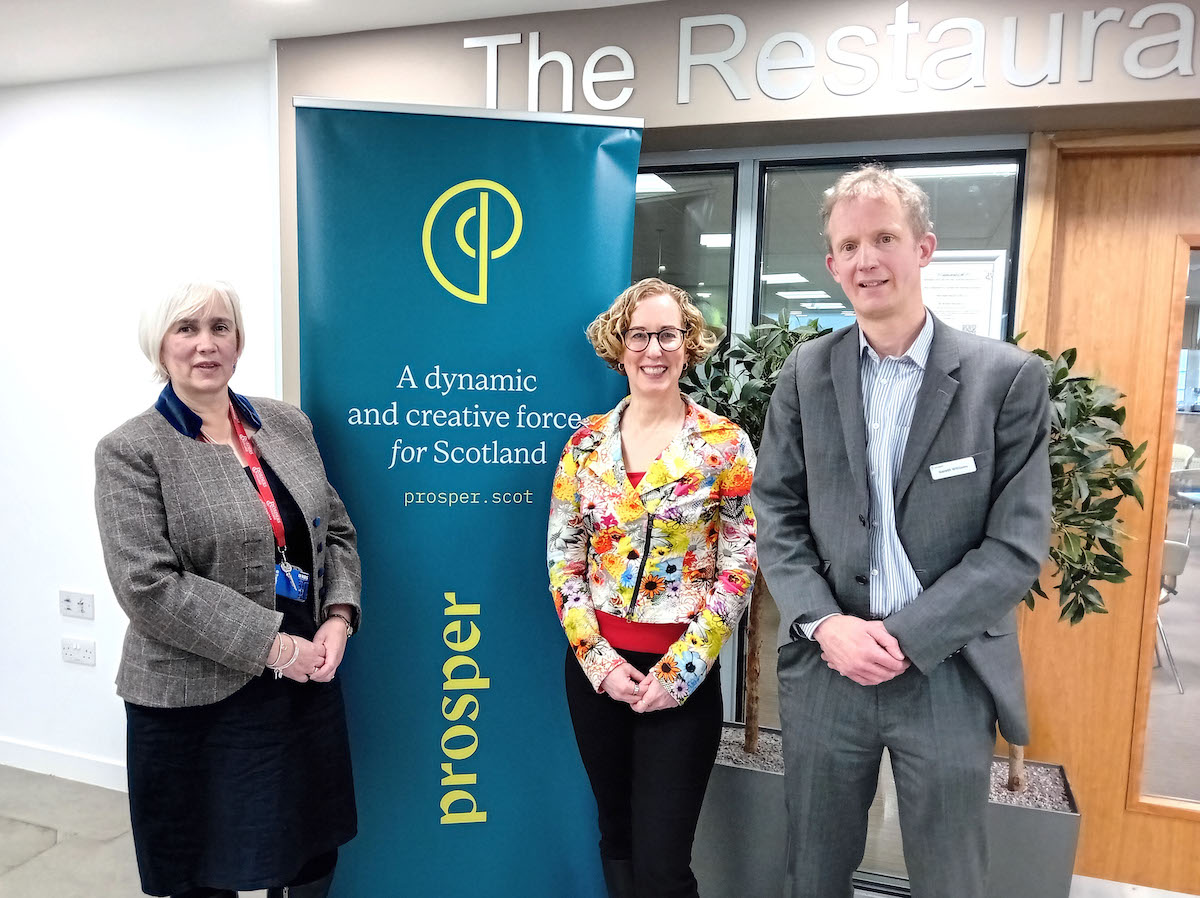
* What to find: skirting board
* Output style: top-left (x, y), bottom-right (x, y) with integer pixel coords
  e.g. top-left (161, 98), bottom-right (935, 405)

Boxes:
top-left (0, 737), bottom-right (127, 792)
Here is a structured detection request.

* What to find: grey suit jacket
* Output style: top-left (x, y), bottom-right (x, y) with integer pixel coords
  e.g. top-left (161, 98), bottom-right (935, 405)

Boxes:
top-left (752, 316), bottom-right (1050, 744)
top-left (95, 396), bottom-right (361, 708)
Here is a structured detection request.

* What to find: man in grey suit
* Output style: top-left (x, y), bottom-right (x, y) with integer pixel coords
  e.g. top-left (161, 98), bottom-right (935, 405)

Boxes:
top-left (752, 165), bottom-right (1051, 898)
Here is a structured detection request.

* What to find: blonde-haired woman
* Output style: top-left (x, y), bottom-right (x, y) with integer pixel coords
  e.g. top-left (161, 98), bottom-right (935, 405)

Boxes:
top-left (548, 277), bottom-right (757, 897)
top-left (96, 280), bottom-right (360, 898)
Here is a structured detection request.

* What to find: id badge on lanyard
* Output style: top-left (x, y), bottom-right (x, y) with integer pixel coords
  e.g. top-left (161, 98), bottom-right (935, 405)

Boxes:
top-left (275, 555), bottom-right (311, 602)
top-left (205, 401), bottom-right (311, 603)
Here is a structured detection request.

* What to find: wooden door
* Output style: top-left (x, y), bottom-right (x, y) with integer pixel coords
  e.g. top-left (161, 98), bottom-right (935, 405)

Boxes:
top-left (1017, 131), bottom-right (1200, 893)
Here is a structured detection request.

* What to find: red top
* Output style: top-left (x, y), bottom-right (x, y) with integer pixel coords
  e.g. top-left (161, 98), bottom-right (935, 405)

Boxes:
top-left (627, 471), bottom-right (645, 487)
top-left (596, 611), bottom-right (687, 654)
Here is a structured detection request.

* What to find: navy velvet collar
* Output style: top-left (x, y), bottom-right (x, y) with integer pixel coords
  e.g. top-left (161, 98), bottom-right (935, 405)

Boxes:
top-left (154, 382), bottom-right (262, 438)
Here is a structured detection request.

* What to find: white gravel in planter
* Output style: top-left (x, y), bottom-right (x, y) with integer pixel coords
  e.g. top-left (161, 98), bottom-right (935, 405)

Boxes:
top-left (716, 725), bottom-right (1075, 815)
top-left (988, 759), bottom-right (1074, 812)
top-left (715, 725), bottom-right (784, 773)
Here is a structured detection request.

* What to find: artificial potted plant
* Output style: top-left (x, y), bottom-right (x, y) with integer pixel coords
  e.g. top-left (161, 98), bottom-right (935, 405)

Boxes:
top-left (986, 344), bottom-right (1144, 898)
top-left (682, 316), bottom-right (1144, 898)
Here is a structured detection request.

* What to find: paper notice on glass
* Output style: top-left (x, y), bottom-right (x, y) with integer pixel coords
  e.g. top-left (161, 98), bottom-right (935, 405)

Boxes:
top-left (921, 251), bottom-right (1007, 339)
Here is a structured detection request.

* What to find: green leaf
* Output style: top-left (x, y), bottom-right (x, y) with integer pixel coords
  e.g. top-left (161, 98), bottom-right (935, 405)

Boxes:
top-left (1060, 531), bottom-right (1083, 560)
top-left (1077, 583), bottom-right (1105, 608)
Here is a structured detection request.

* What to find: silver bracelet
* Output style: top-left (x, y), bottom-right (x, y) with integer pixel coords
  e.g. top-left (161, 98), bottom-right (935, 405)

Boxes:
top-left (266, 634), bottom-right (284, 668)
top-left (273, 634), bottom-right (299, 679)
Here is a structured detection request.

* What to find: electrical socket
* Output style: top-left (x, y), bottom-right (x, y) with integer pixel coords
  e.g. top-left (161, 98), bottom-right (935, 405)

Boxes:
top-left (60, 590), bottom-right (95, 620)
top-left (61, 638), bottom-right (96, 666)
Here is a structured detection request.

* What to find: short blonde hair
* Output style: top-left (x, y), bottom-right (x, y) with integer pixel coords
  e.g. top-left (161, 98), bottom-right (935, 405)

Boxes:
top-left (586, 278), bottom-right (717, 371)
top-left (821, 164), bottom-right (933, 251)
top-left (138, 280), bottom-right (245, 382)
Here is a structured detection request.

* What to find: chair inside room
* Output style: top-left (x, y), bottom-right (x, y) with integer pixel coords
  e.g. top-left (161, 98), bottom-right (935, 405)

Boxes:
top-left (1173, 442), bottom-right (1196, 471)
top-left (1158, 538), bottom-right (1189, 695)
top-left (1168, 467), bottom-right (1200, 544)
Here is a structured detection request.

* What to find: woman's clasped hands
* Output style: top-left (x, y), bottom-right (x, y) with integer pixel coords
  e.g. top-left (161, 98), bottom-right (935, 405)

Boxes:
top-left (601, 662), bottom-right (676, 713)
top-left (270, 612), bottom-right (351, 683)
top-left (310, 615), bottom-right (350, 682)
top-left (272, 633), bottom-right (326, 683)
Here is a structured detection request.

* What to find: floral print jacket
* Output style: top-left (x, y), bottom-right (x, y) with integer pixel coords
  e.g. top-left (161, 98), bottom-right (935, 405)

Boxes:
top-left (547, 395), bottom-right (757, 705)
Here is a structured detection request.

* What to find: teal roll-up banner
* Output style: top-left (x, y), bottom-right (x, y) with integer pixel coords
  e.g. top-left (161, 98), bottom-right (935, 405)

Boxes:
top-left (295, 101), bottom-right (641, 896)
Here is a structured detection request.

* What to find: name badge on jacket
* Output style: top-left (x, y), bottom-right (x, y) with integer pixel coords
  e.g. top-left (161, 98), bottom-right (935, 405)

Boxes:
top-left (930, 456), bottom-right (977, 481)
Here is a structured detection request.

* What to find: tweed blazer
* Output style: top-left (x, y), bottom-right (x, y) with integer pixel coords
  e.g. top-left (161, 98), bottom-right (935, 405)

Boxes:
top-left (753, 316), bottom-right (1051, 744)
top-left (95, 392), bottom-right (361, 708)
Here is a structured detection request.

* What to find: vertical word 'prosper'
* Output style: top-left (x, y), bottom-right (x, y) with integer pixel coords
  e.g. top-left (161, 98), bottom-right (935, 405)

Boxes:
top-left (439, 591), bottom-right (490, 824)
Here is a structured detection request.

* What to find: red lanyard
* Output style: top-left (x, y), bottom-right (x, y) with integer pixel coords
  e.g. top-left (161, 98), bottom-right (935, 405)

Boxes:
top-left (199, 402), bottom-right (288, 552)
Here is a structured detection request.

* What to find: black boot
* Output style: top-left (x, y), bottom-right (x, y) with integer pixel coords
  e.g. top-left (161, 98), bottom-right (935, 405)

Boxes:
top-left (265, 870), bottom-right (333, 898)
top-left (601, 858), bottom-right (635, 898)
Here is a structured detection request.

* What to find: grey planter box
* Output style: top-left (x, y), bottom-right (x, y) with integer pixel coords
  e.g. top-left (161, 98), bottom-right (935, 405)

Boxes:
top-left (694, 759), bottom-right (786, 897)
top-left (985, 760), bottom-right (1080, 898)
top-left (694, 739), bottom-right (1079, 898)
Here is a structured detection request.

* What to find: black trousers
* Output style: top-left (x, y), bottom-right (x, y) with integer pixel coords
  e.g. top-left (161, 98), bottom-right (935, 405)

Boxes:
top-left (564, 648), bottom-right (723, 898)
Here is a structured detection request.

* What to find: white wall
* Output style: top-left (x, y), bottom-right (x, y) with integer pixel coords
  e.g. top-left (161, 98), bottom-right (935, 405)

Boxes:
top-left (0, 60), bottom-right (279, 790)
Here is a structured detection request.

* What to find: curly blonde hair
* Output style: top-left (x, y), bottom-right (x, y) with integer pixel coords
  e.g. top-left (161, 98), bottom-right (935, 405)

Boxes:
top-left (586, 278), bottom-right (717, 372)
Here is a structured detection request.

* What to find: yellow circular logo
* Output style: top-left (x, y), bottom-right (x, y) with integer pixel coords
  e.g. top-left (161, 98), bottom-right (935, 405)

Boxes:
top-left (422, 179), bottom-right (523, 305)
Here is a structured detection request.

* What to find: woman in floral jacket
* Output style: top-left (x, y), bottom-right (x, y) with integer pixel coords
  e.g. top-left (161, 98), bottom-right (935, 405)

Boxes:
top-left (548, 278), bottom-right (757, 898)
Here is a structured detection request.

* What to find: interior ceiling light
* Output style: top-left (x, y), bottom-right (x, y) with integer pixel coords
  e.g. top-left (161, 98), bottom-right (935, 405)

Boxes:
top-left (696, 292), bottom-right (712, 298)
top-left (699, 233), bottom-right (732, 248)
top-left (799, 301), bottom-right (845, 310)
top-left (761, 272), bottom-right (808, 284)
top-left (636, 173), bottom-right (675, 195)
top-left (894, 163), bottom-right (1019, 179)
top-left (778, 290), bottom-right (831, 300)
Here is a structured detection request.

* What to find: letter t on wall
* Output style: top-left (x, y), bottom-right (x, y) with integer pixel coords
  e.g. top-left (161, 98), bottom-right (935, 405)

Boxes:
top-left (464, 33), bottom-right (523, 109)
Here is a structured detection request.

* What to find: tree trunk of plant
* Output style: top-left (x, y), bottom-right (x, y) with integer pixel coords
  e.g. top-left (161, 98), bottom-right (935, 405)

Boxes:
top-left (1007, 743), bottom-right (1029, 792)
top-left (743, 571), bottom-right (766, 754)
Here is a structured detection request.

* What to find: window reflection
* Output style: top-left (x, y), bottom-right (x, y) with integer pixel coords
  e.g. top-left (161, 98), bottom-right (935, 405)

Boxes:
top-left (1145, 249), bottom-right (1200, 803)
top-left (632, 168), bottom-right (736, 341)
top-left (757, 160), bottom-right (1020, 338)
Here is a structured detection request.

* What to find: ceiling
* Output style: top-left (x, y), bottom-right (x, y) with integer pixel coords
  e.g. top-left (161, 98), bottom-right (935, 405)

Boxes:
top-left (0, 0), bottom-right (654, 88)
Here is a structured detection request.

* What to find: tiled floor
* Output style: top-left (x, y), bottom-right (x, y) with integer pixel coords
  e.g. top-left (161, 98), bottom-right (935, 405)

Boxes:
top-left (0, 765), bottom-right (267, 898)
top-left (1070, 878), bottom-right (1196, 898)
top-left (0, 764), bottom-right (1194, 897)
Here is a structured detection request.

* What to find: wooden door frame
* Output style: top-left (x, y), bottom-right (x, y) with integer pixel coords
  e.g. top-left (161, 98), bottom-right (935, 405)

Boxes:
top-left (1017, 128), bottom-right (1200, 825)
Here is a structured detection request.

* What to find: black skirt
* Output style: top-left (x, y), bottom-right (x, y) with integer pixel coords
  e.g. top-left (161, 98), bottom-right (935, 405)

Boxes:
top-left (125, 671), bottom-right (356, 896)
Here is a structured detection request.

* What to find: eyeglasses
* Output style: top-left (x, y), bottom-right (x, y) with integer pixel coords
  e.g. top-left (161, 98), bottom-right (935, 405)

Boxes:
top-left (622, 327), bottom-right (688, 352)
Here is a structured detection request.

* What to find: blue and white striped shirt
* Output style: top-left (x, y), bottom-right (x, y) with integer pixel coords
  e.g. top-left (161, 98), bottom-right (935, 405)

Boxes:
top-left (803, 311), bottom-right (933, 638)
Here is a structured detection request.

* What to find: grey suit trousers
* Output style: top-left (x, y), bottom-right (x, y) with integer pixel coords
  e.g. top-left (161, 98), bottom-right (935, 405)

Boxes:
top-left (778, 639), bottom-right (997, 898)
